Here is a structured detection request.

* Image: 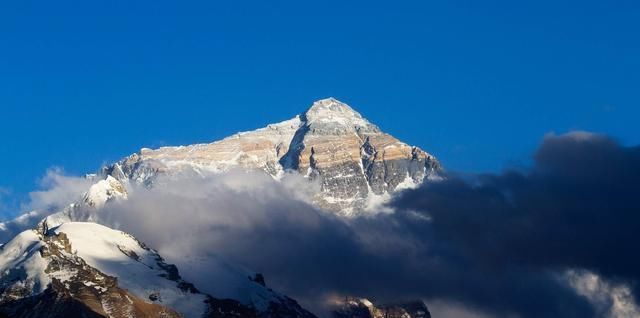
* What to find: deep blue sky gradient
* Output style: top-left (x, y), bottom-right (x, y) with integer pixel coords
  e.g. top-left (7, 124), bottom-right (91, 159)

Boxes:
top-left (1, 1), bottom-right (639, 217)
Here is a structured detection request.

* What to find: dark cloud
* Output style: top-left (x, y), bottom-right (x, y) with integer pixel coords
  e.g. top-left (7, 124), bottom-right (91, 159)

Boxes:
top-left (391, 131), bottom-right (640, 316)
top-left (393, 132), bottom-right (640, 280)
top-left (96, 132), bottom-right (640, 318)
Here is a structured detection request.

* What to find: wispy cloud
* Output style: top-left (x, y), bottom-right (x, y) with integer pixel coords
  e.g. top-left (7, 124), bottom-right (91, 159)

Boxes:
top-left (0, 168), bottom-right (93, 241)
top-left (25, 167), bottom-right (93, 212)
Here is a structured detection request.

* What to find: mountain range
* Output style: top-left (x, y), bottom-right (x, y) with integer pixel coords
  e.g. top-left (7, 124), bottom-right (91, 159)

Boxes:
top-left (0, 98), bottom-right (440, 318)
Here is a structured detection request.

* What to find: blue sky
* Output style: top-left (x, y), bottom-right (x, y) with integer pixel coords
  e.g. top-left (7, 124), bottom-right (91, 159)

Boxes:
top-left (1, 1), bottom-right (639, 217)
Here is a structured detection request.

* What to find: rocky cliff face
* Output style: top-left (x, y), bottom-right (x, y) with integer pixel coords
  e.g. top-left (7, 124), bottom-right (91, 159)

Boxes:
top-left (103, 98), bottom-right (441, 215)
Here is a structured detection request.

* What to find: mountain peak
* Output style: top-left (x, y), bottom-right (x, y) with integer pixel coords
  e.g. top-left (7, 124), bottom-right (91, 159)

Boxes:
top-left (88, 98), bottom-right (438, 215)
top-left (303, 98), bottom-right (364, 122)
top-left (301, 98), bottom-right (376, 135)
top-left (307, 97), bottom-right (352, 110)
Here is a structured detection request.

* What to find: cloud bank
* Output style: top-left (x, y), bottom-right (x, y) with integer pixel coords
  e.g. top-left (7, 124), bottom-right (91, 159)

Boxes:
top-left (388, 131), bottom-right (640, 317)
top-left (78, 131), bottom-right (640, 317)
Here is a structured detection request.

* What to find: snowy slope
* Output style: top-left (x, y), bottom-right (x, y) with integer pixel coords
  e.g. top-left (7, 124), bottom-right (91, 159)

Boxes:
top-left (0, 223), bottom-right (205, 317)
top-left (52, 222), bottom-right (208, 317)
top-left (0, 223), bottom-right (316, 317)
top-left (0, 230), bottom-right (49, 300)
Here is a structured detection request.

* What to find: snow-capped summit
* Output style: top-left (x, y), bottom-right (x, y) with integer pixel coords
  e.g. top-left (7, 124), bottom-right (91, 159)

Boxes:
top-left (302, 98), bottom-right (375, 132)
top-left (305, 97), bottom-right (357, 115)
top-left (83, 175), bottom-right (128, 208)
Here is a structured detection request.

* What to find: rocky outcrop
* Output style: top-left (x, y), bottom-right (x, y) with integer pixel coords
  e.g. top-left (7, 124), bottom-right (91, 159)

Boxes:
top-left (332, 297), bottom-right (431, 318)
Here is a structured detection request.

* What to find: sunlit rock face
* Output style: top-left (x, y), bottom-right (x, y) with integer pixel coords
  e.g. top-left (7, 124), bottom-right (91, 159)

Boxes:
top-left (106, 98), bottom-right (441, 215)
top-left (282, 98), bottom-right (440, 213)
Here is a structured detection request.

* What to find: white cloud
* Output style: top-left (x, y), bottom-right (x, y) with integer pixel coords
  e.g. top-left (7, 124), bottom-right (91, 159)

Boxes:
top-left (566, 270), bottom-right (640, 318)
top-left (0, 168), bottom-right (93, 242)
top-left (25, 168), bottom-right (93, 212)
